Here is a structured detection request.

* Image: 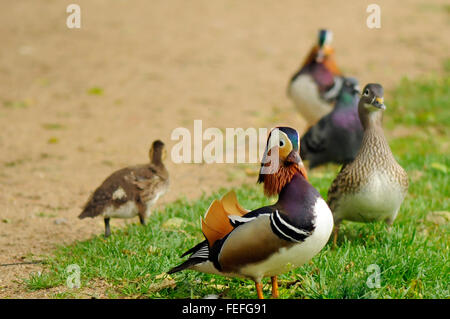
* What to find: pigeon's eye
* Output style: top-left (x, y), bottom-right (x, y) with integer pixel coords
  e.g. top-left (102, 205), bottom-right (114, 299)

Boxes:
top-left (279, 139), bottom-right (285, 148)
top-left (363, 89), bottom-right (370, 96)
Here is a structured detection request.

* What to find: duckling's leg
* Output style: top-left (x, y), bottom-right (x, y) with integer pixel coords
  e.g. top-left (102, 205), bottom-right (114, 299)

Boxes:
top-left (104, 218), bottom-right (111, 237)
top-left (255, 282), bottom-right (264, 299)
top-left (271, 276), bottom-right (279, 298)
top-left (332, 223), bottom-right (340, 249)
top-left (139, 214), bottom-right (146, 226)
top-left (138, 202), bottom-right (147, 226)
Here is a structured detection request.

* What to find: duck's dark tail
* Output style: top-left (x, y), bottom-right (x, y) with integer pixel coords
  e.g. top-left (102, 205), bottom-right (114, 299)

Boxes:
top-left (168, 241), bottom-right (210, 274)
top-left (78, 203), bottom-right (103, 219)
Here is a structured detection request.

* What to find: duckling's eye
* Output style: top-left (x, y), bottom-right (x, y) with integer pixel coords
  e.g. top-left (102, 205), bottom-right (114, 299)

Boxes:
top-left (279, 139), bottom-right (285, 148)
top-left (363, 89), bottom-right (370, 96)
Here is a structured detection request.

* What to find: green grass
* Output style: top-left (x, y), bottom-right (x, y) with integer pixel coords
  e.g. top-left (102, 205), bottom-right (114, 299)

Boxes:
top-left (24, 70), bottom-right (450, 299)
top-left (385, 75), bottom-right (450, 129)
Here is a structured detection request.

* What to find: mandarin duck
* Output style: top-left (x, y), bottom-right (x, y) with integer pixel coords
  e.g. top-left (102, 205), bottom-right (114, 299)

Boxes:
top-left (327, 84), bottom-right (409, 246)
top-left (79, 140), bottom-right (169, 237)
top-left (300, 77), bottom-right (364, 168)
top-left (288, 29), bottom-right (343, 125)
top-left (168, 127), bottom-right (333, 299)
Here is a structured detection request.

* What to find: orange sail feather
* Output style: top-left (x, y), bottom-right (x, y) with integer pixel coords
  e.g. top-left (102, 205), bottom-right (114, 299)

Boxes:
top-left (221, 190), bottom-right (249, 216)
top-left (201, 191), bottom-right (248, 247)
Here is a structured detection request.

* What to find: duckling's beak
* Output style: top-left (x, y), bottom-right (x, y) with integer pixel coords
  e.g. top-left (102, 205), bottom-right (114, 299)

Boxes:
top-left (372, 97), bottom-right (386, 110)
top-left (286, 150), bottom-right (301, 164)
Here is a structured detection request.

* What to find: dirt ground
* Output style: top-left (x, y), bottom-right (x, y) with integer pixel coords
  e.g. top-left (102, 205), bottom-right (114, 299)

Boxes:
top-left (0, 0), bottom-right (448, 298)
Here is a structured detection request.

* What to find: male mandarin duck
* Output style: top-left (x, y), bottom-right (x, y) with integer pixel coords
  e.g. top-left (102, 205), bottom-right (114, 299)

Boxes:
top-left (79, 140), bottom-right (169, 237)
top-left (168, 127), bottom-right (334, 299)
top-left (288, 29), bottom-right (343, 125)
top-left (300, 77), bottom-right (364, 168)
top-left (327, 84), bottom-right (409, 246)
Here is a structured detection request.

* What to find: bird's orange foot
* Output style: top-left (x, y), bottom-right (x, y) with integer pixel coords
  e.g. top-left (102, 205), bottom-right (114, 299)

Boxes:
top-left (255, 282), bottom-right (264, 299)
top-left (271, 276), bottom-right (279, 298)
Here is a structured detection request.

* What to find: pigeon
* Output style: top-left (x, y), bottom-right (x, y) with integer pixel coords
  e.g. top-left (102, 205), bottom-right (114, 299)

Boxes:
top-left (300, 77), bottom-right (363, 168)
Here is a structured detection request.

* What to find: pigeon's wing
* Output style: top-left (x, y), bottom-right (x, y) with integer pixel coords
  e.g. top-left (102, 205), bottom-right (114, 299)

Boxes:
top-left (301, 116), bottom-right (330, 155)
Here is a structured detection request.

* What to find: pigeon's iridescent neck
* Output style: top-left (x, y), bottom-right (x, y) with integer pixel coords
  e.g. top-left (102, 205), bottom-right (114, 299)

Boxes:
top-left (331, 92), bottom-right (362, 132)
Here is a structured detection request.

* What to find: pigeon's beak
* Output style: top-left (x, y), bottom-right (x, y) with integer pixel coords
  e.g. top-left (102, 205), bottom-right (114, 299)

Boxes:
top-left (372, 97), bottom-right (386, 110)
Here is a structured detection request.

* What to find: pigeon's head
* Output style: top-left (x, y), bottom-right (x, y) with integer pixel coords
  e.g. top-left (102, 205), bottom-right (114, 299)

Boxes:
top-left (342, 77), bottom-right (360, 95)
top-left (333, 77), bottom-right (361, 109)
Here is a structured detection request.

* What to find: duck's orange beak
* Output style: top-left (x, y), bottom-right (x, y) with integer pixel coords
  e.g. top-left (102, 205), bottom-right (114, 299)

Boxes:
top-left (372, 97), bottom-right (386, 110)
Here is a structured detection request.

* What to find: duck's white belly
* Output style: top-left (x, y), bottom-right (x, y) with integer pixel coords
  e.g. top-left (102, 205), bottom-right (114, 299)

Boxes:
top-left (240, 198), bottom-right (333, 280)
top-left (103, 201), bottom-right (139, 219)
top-left (334, 172), bottom-right (405, 223)
top-left (289, 74), bottom-right (333, 124)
